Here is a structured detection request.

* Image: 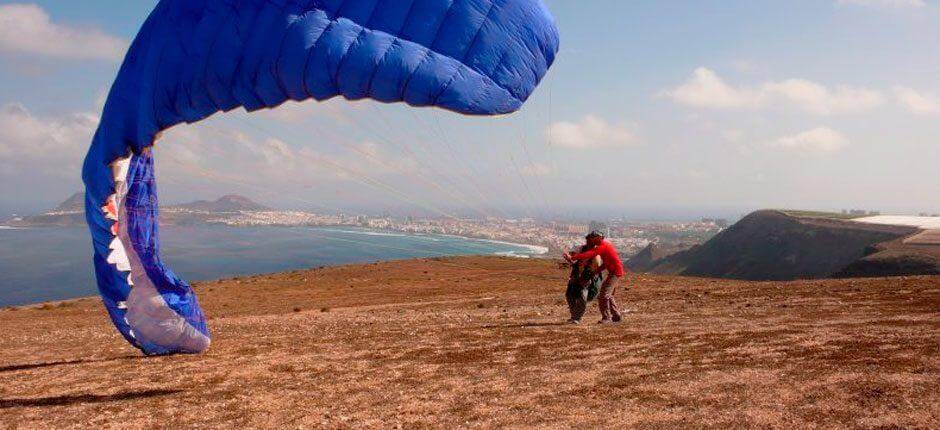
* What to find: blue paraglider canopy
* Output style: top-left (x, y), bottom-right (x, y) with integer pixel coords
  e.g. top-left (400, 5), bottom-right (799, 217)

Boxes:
top-left (82, 0), bottom-right (560, 355)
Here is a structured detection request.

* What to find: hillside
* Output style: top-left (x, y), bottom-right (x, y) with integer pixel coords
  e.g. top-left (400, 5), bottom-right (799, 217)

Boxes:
top-left (1, 257), bottom-right (937, 428)
top-left (624, 243), bottom-right (689, 272)
top-left (52, 193), bottom-right (84, 213)
top-left (171, 195), bottom-right (270, 212)
top-left (1, 193), bottom-right (87, 227)
top-left (647, 210), bottom-right (924, 280)
top-left (833, 239), bottom-right (940, 278)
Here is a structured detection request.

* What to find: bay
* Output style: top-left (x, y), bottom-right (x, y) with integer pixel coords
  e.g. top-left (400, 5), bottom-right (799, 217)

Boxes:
top-left (0, 226), bottom-right (543, 307)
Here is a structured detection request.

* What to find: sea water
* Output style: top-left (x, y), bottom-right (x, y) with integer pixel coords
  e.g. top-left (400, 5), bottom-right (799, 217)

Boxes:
top-left (0, 225), bottom-right (544, 307)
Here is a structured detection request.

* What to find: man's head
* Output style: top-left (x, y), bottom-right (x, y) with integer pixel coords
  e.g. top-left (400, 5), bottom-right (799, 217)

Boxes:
top-left (585, 230), bottom-right (605, 247)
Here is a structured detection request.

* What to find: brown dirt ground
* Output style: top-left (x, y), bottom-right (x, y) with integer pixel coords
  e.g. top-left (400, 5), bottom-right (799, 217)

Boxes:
top-left (906, 230), bottom-right (940, 246)
top-left (1, 256), bottom-right (938, 429)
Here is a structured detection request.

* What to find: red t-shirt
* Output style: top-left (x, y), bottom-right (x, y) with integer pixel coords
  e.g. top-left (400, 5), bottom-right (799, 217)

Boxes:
top-left (570, 240), bottom-right (626, 277)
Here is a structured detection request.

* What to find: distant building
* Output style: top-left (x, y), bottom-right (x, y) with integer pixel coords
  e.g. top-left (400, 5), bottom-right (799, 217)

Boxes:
top-left (701, 217), bottom-right (730, 228)
top-left (845, 209), bottom-right (881, 216)
top-left (588, 221), bottom-right (607, 234)
top-left (566, 224), bottom-right (589, 234)
top-left (368, 219), bottom-right (391, 229)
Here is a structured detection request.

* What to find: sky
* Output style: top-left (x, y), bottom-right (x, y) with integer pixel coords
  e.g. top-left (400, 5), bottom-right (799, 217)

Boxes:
top-left (0, 0), bottom-right (938, 220)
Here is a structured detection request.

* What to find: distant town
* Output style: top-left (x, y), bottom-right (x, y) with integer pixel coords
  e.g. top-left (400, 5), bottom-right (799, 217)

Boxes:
top-left (4, 193), bottom-right (938, 277)
top-left (209, 210), bottom-right (728, 255)
top-left (2, 193), bottom-right (729, 256)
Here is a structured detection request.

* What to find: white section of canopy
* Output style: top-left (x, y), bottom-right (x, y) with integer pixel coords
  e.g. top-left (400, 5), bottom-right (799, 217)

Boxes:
top-left (108, 153), bottom-right (210, 353)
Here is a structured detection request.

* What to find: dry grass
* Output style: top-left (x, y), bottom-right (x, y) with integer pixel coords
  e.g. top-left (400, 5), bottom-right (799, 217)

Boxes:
top-left (0, 256), bottom-right (937, 429)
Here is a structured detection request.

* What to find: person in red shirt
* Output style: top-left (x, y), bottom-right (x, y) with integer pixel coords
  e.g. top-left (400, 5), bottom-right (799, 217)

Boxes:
top-left (564, 231), bottom-right (626, 324)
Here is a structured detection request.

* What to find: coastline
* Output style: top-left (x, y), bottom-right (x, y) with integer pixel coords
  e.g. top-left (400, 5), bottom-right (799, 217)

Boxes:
top-left (0, 225), bottom-right (549, 307)
top-left (458, 236), bottom-right (550, 256)
top-left (420, 232), bottom-right (549, 256)
top-left (316, 226), bottom-right (550, 257)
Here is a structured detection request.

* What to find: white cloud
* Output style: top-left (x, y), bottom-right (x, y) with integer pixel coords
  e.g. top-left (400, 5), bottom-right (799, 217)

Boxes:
top-left (160, 126), bottom-right (304, 184)
top-left (249, 137), bottom-right (297, 168)
top-left (0, 103), bottom-right (98, 177)
top-left (768, 127), bottom-right (849, 154)
top-left (894, 86), bottom-right (940, 115)
top-left (350, 141), bottom-right (418, 172)
top-left (663, 68), bottom-right (760, 109)
top-left (0, 3), bottom-right (127, 61)
top-left (157, 120), bottom-right (419, 190)
top-left (94, 89), bottom-right (109, 113)
top-left (546, 115), bottom-right (639, 149)
top-left (663, 68), bottom-right (885, 115)
top-left (0, 101), bottom-right (539, 213)
top-left (256, 101), bottom-right (317, 124)
top-left (837, 0), bottom-right (926, 8)
top-left (722, 129), bottom-right (746, 143)
top-left (0, 101), bottom-right (436, 207)
top-left (521, 163), bottom-right (553, 177)
top-left (255, 99), bottom-right (368, 126)
top-left (763, 79), bottom-right (884, 115)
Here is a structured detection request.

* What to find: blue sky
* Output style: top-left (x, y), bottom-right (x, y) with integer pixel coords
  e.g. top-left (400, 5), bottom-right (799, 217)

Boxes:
top-left (1, 0), bottom-right (938, 219)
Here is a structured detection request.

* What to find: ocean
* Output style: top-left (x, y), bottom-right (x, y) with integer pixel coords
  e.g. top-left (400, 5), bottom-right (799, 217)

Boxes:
top-left (0, 225), bottom-right (546, 307)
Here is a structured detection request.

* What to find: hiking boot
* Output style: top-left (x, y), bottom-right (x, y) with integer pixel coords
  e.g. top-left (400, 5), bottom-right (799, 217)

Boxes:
top-left (567, 319), bottom-right (581, 325)
top-left (597, 319), bottom-right (612, 325)
top-left (612, 314), bottom-right (622, 323)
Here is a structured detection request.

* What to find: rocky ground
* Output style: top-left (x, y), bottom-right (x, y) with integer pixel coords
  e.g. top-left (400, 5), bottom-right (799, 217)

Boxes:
top-left (1, 256), bottom-right (937, 429)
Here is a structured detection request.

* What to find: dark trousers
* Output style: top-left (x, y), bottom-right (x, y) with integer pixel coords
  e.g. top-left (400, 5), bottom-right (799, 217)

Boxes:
top-left (565, 280), bottom-right (588, 321)
top-left (598, 275), bottom-right (622, 321)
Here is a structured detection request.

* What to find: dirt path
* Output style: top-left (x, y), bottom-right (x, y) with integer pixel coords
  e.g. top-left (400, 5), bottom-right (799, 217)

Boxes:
top-left (1, 257), bottom-right (938, 429)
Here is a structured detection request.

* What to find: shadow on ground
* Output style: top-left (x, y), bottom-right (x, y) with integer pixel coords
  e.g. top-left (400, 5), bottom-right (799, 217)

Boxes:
top-left (0, 389), bottom-right (183, 409)
top-left (480, 321), bottom-right (570, 329)
top-left (0, 356), bottom-right (140, 374)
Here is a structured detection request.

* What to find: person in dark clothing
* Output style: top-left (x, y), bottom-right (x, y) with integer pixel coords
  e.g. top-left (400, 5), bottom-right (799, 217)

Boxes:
top-left (565, 242), bottom-right (604, 324)
top-left (564, 231), bottom-right (627, 324)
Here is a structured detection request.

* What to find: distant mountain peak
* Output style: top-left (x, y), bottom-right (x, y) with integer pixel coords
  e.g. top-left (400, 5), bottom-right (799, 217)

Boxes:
top-left (53, 192), bottom-right (85, 213)
top-left (174, 195), bottom-right (269, 212)
top-left (6, 193), bottom-right (269, 228)
top-left (218, 194), bottom-right (261, 206)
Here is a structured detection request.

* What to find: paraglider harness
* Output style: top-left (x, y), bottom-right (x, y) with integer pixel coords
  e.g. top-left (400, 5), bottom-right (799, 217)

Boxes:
top-left (567, 245), bottom-right (604, 302)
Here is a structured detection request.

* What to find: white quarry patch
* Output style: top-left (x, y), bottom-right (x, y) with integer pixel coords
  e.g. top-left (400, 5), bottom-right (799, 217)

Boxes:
top-left (853, 216), bottom-right (940, 230)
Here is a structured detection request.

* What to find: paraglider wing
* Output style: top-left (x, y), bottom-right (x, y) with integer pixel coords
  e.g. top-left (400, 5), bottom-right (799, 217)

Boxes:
top-left (82, 0), bottom-right (560, 355)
